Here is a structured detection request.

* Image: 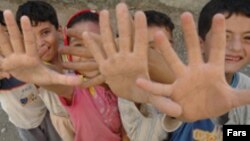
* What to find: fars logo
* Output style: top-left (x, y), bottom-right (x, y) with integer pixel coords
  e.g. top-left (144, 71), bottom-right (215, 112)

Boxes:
top-left (227, 129), bottom-right (246, 136)
top-left (223, 125), bottom-right (249, 141)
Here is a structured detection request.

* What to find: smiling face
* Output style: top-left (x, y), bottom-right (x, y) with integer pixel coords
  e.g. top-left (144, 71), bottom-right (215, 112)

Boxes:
top-left (203, 14), bottom-right (250, 74)
top-left (32, 21), bottom-right (61, 63)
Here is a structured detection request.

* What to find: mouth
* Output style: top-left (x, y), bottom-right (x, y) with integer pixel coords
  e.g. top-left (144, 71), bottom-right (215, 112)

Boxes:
top-left (225, 55), bottom-right (243, 62)
top-left (42, 46), bottom-right (51, 56)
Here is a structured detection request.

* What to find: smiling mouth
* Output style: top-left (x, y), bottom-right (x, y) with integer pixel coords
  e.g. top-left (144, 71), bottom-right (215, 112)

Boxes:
top-left (225, 55), bottom-right (243, 62)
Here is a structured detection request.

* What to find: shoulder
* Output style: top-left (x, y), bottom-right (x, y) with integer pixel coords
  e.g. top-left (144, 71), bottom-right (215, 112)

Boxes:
top-left (236, 72), bottom-right (250, 89)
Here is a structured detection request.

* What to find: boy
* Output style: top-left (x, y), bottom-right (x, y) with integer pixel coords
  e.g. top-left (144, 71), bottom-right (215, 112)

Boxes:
top-left (0, 8), bottom-right (62, 141)
top-left (1, 5), bottom-right (124, 141)
top-left (118, 10), bottom-right (178, 141)
top-left (15, 1), bottom-right (75, 141)
top-left (144, 0), bottom-right (250, 140)
top-left (2, 2), bottom-right (250, 140)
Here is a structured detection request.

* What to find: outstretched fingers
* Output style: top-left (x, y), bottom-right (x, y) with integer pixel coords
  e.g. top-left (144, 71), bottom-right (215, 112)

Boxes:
top-left (99, 10), bottom-right (117, 57)
top-left (181, 12), bottom-right (203, 65)
top-left (150, 96), bottom-right (182, 117)
top-left (80, 75), bottom-right (105, 88)
top-left (50, 73), bottom-right (84, 86)
top-left (59, 47), bottom-right (93, 58)
top-left (0, 24), bottom-right (13, 56)
top-left (154, 31), bottom-right (186, 77)
top-left (208, 14), bottom-right (226, 66)
top-left (136, 78), bottom-right (173, 97)
top-left (4, 10), bottom-right (24, 53)
top-left (232, 89), bottom-right (250, 108)
top-left (133, 11), bottom-right (148, 58)
top-left (66, 28), bottom-right (83, 41)
top-left (21, 16), bottom-right (38, 56)
top-left (116, 3), bottom-right (133, 53)
top-left (62, 61), bottom-right (98, 72)
top-left (83, 32), bottom-right (105, 64)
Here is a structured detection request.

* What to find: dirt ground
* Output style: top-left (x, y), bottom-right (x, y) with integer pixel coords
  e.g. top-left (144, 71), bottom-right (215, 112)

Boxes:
top-left (0, 107), bottom-right (21, 141)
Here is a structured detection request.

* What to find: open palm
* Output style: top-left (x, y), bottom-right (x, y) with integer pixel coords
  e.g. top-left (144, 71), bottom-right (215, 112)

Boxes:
top-left (0, 10), bottom-right (82, 86)
top-left (84, 4), bottom-right (150, 103)
top-left (137, 13), bottom-right (250, 122)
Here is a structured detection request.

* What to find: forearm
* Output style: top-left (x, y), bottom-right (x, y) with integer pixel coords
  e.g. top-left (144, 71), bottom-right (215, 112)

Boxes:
top-left (41, 84), bottom-right (73, 101)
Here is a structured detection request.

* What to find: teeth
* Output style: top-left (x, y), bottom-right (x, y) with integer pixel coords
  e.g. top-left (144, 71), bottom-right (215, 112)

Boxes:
top-left (225, 56), bottom-right (241, 61)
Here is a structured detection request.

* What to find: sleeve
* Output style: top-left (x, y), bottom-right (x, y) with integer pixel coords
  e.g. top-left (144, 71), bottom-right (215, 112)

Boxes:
top-left (161, 114), bottom-right (182, 132)
top-left (118, 98), bottom-right (167, 141)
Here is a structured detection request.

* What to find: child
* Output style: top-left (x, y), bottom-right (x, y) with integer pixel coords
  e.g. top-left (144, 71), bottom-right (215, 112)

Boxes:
top-left (0, 9), bottom-right (62, 141)
top-left (118, 10), bottom-right (179, 141)
top-left (15, 1), bottom-right (75, 141)
top-left (62, 9), bottom-right (125, 141)
top-left (79, 2), bottom-right (250, 132)
top-left (148, 0), bottom-right (250, 140)
top-left (0, 7), bottom-right (124, 141)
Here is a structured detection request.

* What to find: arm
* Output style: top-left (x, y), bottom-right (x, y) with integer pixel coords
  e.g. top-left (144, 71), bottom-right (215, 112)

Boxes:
top-left (0, 10), bottom-right (81, 101)
top-left (136, 13), bottom-right (250, 121)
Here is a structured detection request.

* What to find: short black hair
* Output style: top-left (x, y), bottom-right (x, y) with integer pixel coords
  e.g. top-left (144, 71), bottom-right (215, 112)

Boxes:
top-left (198, 0), bottom-right (250, 40)
top-left (67, 9), bottom-right (99, 28)
top-left (0, 10), bottom-right (5, 26)
top-left (16, 0), bottom-right (59, 30)
top-left (144, 10), bottom-right (175, 33)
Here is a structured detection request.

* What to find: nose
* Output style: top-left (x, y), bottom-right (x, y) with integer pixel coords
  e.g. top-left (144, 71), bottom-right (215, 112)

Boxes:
top-left (36, 36), bottom-right (46, 48)
top-left (228, 37), bottom-right (242, 52)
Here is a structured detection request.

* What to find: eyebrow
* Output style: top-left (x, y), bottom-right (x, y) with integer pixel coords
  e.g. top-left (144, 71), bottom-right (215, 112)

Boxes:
top-left (243, 31), bottom-right (250, 34)
top-left (39, 27), bottom-right (50, 33)
top-left (226, 30), bottom-right (250, 35)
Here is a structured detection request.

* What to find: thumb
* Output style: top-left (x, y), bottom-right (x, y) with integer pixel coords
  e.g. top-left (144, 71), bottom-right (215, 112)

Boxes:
top-left (232, 89), bottom-right (250, 108)
top-left (149, 95), bottom-right (182, 117)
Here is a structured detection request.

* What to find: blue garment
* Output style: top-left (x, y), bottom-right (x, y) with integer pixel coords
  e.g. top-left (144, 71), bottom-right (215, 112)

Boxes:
top-left (170, 119), bottom-right (214, 141)
top-left (0, 77), bottom-right (25, 90)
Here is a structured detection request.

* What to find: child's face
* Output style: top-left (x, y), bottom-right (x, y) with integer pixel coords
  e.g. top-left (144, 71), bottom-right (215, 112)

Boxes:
top-left (32, 21), bottom-right (61, 62)
top-left (70, 21), bottom-right (100, 77)
top-left (203, 14), bottom-right (250, 74)
top-left (147, 25), bottom-right (173, 52)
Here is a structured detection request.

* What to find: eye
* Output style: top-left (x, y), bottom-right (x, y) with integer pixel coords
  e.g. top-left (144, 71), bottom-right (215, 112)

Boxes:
top-left (73, 43), bottom-right (82, 48)
top-left (226, 34), bottom-right (231, 42)
top-left (244, 36), bottom-right (250, 40)
top-left (41, 30), bottom-right (51, 37)
top-left (243, 35), bottom-right (250, 44)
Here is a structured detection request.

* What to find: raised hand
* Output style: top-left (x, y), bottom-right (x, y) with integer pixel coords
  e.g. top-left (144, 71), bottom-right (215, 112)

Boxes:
top-left (0, 10), bottom-right (82, 86)
top-left (136, 12), bottom-right (250, 122)
top-left (59, 29), bottom-right (99, 76)
top-left (83, 3), bottom-right (151, 103)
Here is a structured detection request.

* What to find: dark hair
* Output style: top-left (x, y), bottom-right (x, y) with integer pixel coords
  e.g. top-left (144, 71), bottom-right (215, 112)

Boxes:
top-left (0, 10), bottom-right (5, 26)
top-left (64, 9), bottom-right (99, 46)
top-left (198, 0), bottom-right (250, 40)
top-left (66, 9), bottom-right (99, 28)
top-left (144, 10), bottom-right (175, 32)
top-left (16, 0), bottom-right (59, 30)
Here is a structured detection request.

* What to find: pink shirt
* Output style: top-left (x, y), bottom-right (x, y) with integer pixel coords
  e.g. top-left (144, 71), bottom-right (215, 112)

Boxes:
top-left (60, 86), bottom-right (121, 141)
